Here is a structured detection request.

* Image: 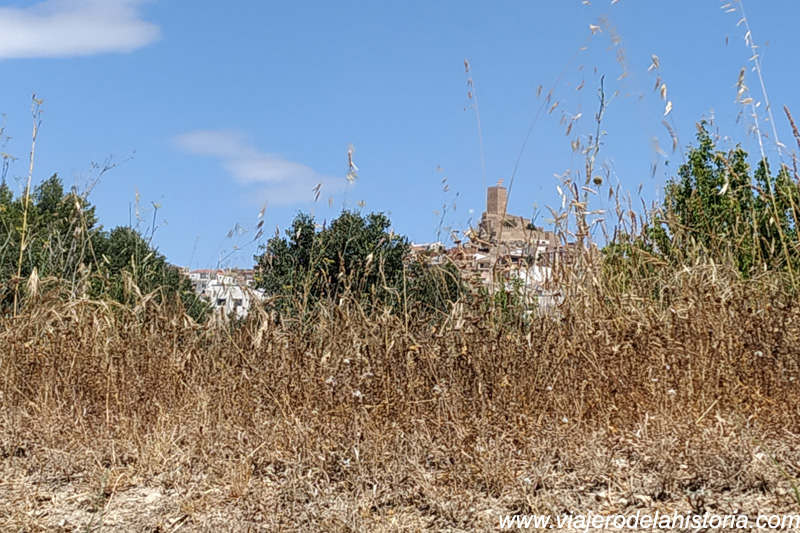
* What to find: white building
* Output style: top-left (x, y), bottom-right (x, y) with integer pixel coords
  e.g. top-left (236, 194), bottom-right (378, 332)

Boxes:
top-left (511, 265), bottom-right (563, 311)
top-left (188, 269), bottom-right (263, 319)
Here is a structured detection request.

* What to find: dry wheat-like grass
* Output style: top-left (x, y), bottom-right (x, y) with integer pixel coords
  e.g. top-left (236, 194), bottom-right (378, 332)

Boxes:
top-left (1, 257), bottom-right (799, 531)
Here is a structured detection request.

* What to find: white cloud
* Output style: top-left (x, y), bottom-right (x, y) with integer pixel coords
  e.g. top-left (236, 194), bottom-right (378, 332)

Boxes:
top-left (175, 130), bottom-right (347, 206)
top-left (0, 0), bottom-right (161, 59)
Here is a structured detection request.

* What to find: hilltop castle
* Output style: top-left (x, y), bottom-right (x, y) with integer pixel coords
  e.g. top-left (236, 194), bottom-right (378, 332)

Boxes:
top-left (471, 182), bottom-right (564, 266)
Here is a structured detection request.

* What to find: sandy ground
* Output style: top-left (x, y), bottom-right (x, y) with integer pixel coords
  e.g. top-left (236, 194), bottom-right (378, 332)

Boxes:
top-left (3, 453), bottom-right (798, 532)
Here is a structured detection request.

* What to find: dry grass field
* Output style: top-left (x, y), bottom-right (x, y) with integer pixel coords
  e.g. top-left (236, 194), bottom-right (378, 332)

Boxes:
top-left (2, 10), bottom-right (799, 528)
top-left (2, 257), bottom-right (799, 532)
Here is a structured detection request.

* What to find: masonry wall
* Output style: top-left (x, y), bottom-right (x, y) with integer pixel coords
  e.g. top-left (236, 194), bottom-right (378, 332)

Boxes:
top-left (486, 186), bottom-right (508, 216)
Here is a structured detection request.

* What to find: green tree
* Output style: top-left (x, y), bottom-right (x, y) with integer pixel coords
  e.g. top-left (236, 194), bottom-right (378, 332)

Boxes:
top-left (606, 124), bottom-right (800, 279)
top-left (0, 174), bottom-right (102, 303)
top-left (0, 174), bottom-right (209, 320)
top-left (255, 210), bottom-right (464, 316)
top-left (94, 227), bottom-right (210, 322)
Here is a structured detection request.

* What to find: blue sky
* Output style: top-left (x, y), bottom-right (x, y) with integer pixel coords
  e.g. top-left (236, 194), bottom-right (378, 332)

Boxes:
top-left (0, 0), bottom-right (797, 268)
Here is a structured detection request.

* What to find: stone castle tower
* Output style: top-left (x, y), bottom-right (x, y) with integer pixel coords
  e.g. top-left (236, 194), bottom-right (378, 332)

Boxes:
top-left (486, 184), bottom-right (508, 216)
top-left (474, 182), bottom-right (557, 257)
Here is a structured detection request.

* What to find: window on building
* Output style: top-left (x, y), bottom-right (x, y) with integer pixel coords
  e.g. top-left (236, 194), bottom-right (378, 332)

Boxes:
top-left (216, 298), bottom-right (226, 307)
top-left (233, 299), bottom-right (243, 307)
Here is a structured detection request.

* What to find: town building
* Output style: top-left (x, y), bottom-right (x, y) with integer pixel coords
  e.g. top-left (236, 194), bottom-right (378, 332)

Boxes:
top-left (409, 182), bottom-right (575, 310)
top-left (472, 182), bottom-right (571, 266)
top-left (188, 269), bottom-right (264, 319)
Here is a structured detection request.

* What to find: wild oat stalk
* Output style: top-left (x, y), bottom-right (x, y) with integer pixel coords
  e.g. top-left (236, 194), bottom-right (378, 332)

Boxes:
top-left (576, 75), bottom-right (608, 250)
top-left (735, 0), bottom-right (783, 156)
top-left (464, 60), bottom-right (487, 193)
top-left (728, 1), bottom-right (797, 286)
top-left (13, 95), bottom-right (42, 316)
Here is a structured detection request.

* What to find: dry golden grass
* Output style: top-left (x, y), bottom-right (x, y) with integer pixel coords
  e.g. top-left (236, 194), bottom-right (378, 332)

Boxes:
top-left (1, 257), bottom-right (799, 532)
